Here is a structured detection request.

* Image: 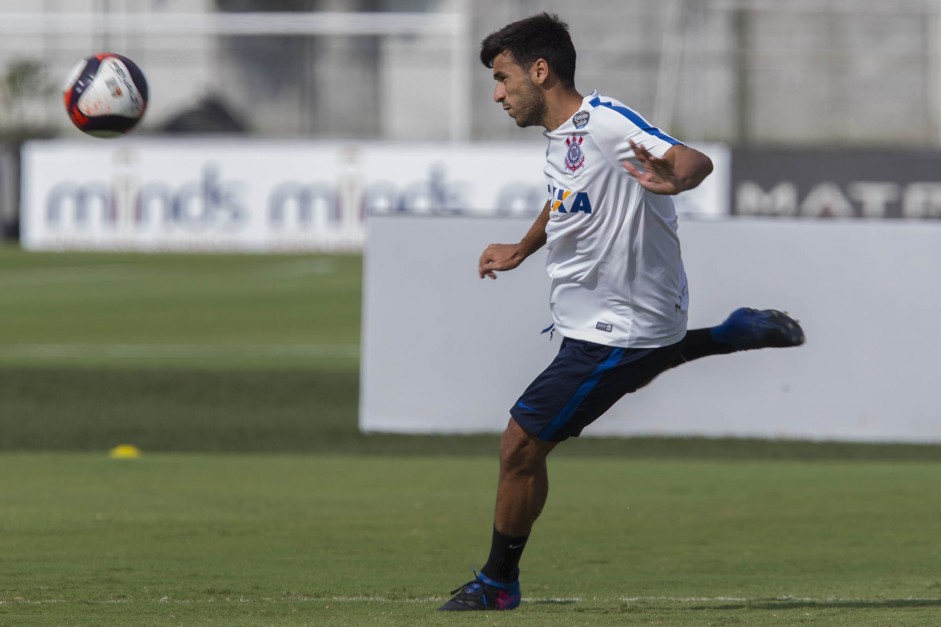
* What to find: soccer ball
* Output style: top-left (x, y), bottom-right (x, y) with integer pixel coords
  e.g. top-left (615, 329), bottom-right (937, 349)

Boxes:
top-left (62, 53), bottom-right (148, 137)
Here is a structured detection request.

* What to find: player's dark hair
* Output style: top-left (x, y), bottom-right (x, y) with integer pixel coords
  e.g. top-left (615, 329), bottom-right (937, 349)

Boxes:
top-left (479, 13), bottom-right (576, 88)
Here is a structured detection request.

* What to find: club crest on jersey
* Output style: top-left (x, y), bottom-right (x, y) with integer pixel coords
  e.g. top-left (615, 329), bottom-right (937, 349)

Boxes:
top-left (564, 135), bottom-right (585, 172)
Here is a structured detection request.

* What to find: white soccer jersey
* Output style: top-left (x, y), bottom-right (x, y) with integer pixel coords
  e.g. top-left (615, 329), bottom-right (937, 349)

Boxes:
top-left (542, 90), bottom-right (689, 348)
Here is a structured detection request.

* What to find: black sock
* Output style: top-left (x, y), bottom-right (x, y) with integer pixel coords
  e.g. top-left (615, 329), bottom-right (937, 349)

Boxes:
top-left (671, 327), bottom-right (736, 367)
top-left (481, 526), bottom-right (528, 584)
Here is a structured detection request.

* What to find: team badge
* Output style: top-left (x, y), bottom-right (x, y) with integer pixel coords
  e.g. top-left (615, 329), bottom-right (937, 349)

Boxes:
top-left (564, 135), bottom-right (585, 172)
top-left (573, 111), bottom-right (589, 128)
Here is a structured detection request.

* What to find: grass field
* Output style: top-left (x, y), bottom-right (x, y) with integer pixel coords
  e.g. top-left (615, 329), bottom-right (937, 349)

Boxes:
top-left (2, 247), bottom-right (940, 625)
top-left (2, 455), bottom-right (941, 626)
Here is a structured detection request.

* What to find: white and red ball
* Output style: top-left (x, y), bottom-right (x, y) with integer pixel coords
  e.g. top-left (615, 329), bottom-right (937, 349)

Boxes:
top-left (62, 53), bottom-right (148, 137)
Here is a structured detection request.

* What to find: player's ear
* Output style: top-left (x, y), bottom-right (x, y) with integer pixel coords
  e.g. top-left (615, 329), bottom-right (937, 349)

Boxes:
top-left (529, 58), bottom-right (550, 85)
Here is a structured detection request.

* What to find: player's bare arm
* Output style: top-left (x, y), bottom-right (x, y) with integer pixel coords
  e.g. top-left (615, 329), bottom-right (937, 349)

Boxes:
top-left (623, 140), bottom-right (713, 195)
top-left (478, 201), bottom-right (551, 279)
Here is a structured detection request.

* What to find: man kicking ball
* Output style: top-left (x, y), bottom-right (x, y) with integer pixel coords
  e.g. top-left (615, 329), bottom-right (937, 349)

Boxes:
top-left (439, 13), bottom-right (804, 611)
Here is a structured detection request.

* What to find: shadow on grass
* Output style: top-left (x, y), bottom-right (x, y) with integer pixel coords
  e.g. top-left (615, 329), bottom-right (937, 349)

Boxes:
top-left (692, 598), bottom-right (941, 611)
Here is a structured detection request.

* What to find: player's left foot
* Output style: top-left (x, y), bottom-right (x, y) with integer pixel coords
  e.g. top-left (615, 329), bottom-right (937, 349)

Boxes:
top-left (712, 307), bottom-right (805, 351)
top-left (437, 571), bottom-right (521, 611)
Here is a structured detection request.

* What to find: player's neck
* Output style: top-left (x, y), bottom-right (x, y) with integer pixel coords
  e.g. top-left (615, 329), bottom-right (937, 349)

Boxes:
top-left (542, 88), bottom-right (585, 132)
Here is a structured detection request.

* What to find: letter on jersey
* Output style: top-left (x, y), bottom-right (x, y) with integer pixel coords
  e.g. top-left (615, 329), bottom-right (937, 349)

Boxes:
top-left (550, 185), bottom-right (593, 214)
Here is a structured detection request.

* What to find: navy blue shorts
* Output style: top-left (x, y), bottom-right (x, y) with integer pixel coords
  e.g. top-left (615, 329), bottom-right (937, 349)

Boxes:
top-left (510, 336), bottom-right (685, 442)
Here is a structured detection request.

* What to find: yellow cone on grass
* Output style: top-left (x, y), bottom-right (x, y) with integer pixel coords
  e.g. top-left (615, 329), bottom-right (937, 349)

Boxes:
top-left (109, 444), bottom-right (141, 459)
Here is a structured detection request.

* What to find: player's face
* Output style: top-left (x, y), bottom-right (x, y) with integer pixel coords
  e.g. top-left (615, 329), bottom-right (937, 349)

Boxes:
top-left (491, 52), bottom-right (547, 128)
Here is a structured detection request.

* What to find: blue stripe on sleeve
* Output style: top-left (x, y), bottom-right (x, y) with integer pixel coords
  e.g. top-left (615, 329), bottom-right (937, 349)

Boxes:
top-left (538, 347), bottom-right (625, 440)
top-left (588, 96), bottom-right (680, 145)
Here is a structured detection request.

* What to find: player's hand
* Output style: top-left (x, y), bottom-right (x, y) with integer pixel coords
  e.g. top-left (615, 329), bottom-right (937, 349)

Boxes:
top-left (623, 139), bottom-right (683, 195)
top-left (478, 243), bottom-right (525, 279)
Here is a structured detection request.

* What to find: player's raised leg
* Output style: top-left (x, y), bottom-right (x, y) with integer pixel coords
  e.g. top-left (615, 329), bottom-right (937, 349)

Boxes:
top-left (674, 308), bottom-right (805, 366)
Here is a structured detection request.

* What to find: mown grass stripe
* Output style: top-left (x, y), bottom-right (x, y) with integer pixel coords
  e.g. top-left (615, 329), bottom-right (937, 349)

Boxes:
top-left (4, 595), bottom-right (939, 605)
top-left (0, 344), bottom-right (360, 359)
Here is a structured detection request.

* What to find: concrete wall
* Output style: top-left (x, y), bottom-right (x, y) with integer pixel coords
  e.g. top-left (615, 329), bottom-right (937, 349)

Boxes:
top-left (361, 215), bottom-right (941, 443)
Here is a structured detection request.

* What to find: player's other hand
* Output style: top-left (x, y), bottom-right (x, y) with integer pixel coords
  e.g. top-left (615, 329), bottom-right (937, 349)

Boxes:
top-left (478, 243), bottom-right (525, 279)
top-left (623, 139), bottom-right (682, 195)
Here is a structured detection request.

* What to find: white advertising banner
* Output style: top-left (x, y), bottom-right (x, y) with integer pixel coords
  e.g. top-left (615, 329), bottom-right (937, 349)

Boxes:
top-left (20, 139), bottom-right (729, 251)
top-left (361, 215), bottom-right (941, 443)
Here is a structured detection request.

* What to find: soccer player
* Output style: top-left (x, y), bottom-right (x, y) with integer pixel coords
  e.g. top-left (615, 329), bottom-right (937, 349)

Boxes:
top-left (438, 13), bottom-right (804, 611)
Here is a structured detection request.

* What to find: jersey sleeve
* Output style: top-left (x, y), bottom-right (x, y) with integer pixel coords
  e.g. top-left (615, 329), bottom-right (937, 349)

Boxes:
top-left (588, 96), bottom-right (682, 163)
top-left (616, 122), bottom-right (679, 161)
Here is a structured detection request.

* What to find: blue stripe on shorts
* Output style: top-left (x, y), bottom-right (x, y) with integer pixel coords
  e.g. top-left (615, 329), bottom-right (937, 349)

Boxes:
top-left (509, 337), bottom-right (684, 442)
top-left (538, 347), bottom-right (625, 440)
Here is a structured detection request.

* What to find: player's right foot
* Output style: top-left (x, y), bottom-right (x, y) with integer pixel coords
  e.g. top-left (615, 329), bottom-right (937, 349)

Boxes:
top-left (437, 571), bottom-right (521, 611)
top-left (712, 307), bottom-right (805, 351)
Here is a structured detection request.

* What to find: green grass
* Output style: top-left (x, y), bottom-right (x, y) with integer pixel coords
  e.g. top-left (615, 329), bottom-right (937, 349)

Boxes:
top-left (1, 454), bottom-right (940, 625)
top-left (5, 364), bottom-right (941, 459)
top-left (0, 250), bottom-right (361, 370)
top-left (2, 248), bottom-right (941, 625)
